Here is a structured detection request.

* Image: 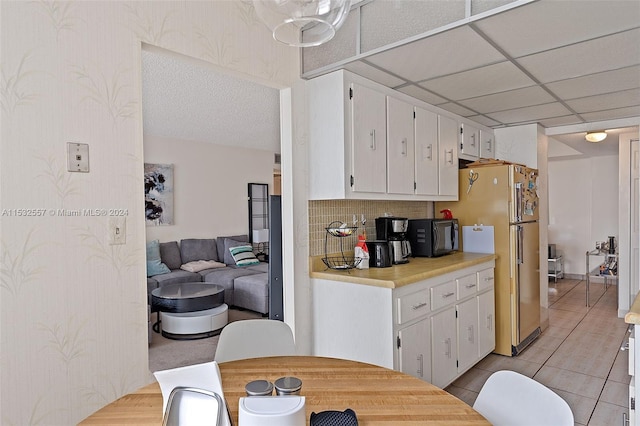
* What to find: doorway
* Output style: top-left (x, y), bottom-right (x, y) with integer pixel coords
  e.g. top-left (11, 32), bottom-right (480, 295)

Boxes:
top-left (141, 45), bottom-right (289, 370)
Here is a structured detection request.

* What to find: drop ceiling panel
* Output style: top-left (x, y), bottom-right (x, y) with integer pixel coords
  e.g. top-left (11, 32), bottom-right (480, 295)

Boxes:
top-left (395, 84), bottom-right (448, 105)
top-left (538, 115), bottom-right (584, 128)
top-left (343, 61), bottom-right (407, 88)
top-left (487, 102), bottom-right (572, 124)
top-left (517, 28), bottom-right (640, 83)
top-left (365, 26), bottom-right (505, 82)
top-left (566, 89), bottom-right (640, 114)
top-left (580, 105), bottom-right (640, 122)
top-left (458, 85), bottom-right (555, 114)
top-left (435, 102), bottom-right (477, 117)
top-left (545, 66), bottom-right (640, 100)
top-left (473, 0), bottom-right (640, 58)
top-left (418, 61), bottom-right (535, 101)
top-left (466, 115), bottom-right (501, 127)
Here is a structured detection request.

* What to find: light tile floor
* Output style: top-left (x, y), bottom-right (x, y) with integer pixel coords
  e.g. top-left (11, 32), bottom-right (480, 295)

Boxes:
top-left (446, 279), bottom-right (629, 426)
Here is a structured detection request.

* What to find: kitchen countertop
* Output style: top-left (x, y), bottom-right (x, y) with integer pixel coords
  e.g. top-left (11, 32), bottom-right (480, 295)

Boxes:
top-left (625, 292), bottom-right (640, 325)
top-left (310, 251), bottom-right (496, 289)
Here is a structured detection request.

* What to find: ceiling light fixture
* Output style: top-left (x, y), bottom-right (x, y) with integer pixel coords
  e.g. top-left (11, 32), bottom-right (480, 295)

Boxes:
top-left (585, 131), bottom-right (608, 143)
top-left (253, 0), bottom-right (351, 47)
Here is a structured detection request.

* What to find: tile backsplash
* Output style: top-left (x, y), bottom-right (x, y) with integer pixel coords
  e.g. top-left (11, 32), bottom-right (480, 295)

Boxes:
top-left (309, 200), bottom-right (434, 256)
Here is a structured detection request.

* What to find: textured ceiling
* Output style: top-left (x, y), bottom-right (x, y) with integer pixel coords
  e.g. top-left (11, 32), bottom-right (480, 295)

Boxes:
top-left (142, 48), bottom-right (281, 154)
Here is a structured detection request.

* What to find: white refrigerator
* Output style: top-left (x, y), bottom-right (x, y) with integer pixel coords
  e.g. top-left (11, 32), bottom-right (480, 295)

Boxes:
top-left (437, 164), bottom-right (541, 356)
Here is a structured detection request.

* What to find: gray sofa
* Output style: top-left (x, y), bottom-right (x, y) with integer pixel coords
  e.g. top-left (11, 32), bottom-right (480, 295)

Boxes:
top-left (146, 235), bottom-right (269, 315)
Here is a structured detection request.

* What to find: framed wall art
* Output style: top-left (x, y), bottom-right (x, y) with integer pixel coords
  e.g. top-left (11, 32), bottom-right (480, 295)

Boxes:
top-left (144, 163), bottom-right (174, 226)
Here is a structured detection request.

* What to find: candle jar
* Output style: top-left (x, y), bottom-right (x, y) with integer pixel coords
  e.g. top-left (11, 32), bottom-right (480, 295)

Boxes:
top-left (274, 376), bottom-right (302, 395)
top-left (245, 380), bottom-right (274, 396)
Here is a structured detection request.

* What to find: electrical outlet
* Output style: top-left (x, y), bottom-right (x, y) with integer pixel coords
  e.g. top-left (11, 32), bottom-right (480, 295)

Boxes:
top-left (67, 142), bottom-right (89, 172)
top-left (108, 217), bottom-right (126, 245)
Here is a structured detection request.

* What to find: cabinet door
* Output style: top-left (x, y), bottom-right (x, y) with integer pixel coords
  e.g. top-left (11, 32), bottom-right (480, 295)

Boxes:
top-left (431, 307), bottom-right (457, 388)
top-left (460, 123), bottom-right (480, 159)
top-left (480, 130), bottom-right (495, 159)
top-left (478, 290), bottom-right (496, 357)
top-left (351, 83), bottom-right (387, 193)
top-left (438, 115), bottom-right (459, 197)
top-left (457, 297), bottom-right (479, 373)
top-left (397, 319), bottom-right (431, 382)
top-left (386, 96), bottom-right (415, 195)
top-left (414, 107), bottom-right (438, 196)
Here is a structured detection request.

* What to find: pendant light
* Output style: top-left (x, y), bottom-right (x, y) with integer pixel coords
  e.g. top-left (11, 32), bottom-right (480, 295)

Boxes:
top-left (253, 0), bottom-right (351, 47)
top-left (585, 130), bottom-right (607, 143)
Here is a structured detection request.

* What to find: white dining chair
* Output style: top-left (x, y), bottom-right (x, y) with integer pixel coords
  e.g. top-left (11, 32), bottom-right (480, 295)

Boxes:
top-left (214, 319), bottom-right (296, 363)
top-left (473, 370), bottom-right (574, 426)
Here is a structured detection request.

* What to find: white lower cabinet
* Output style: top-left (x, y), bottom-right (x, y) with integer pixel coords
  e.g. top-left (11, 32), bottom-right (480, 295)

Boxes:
top-left (312, 258), bottom-right (495, 390)
top-left (431, 307), bottom-right (458, 388)
top-left (397, 319), bottom-right (431, 382)
top-left (457, 297), bottom-right (479, 374)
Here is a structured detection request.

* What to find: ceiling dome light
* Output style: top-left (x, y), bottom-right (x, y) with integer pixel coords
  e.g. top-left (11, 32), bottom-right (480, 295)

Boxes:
top-left (585, 131), bottom-right (607, 143)
top-left (253, 0), bottom-right (351, 47)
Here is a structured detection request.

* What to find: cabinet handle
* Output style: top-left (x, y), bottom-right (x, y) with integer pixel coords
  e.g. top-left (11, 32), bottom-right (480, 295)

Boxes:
top-left (446, 149), bottom-right (454, 164)
top-left (417, 354), bottom-right (423, 377)
top-left (465, 283), bottom-right (476, 289)
top-left (425, 144), bottom-right (433, 160)
top-left (623, 412), bottom-right (629, 425)
top-left (401, 138), bottom-right (407, 156)
top-left (484, 276), bottom-right (494, 282)
top-left (370, 129), bottom-right (376, 150)
top-left (468, 325), bottom-right (475, 343)
top-left (412, 302), bottom-right (428, 310)
top-left (621, 342), bottom-right (630, 351)
top-left (442, 292), bottom-right (455, 298)
top-left (470, 133), bottom-right (476, 147)
top-left (445, 338), bottom-right (452, 358)
top-left (485, 139), bottom-right (492, 153)
top-left (486, 314), bottom-right (493, 331)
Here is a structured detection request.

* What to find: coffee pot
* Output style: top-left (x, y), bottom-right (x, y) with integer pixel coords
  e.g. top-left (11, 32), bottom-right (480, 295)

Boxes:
top-left (375, 217), bottom-right (411, 264)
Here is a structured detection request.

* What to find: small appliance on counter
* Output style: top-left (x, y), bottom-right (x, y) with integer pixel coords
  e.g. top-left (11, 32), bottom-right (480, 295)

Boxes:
top-left (375, 217), bottom-right (411, 264)
top-left (407, 218), bottom-right (459, 257)
top-left (365, 240), bottom-right (392, 268)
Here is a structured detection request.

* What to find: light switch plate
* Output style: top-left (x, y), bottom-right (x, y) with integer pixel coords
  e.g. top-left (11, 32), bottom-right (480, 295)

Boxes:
top-left (67, 142), bottom-right (89, 172)
top-left (108, 217), bottom-right (126, 245)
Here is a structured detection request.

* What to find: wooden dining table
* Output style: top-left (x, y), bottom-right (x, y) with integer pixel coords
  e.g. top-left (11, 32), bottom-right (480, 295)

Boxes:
top-left (80, 356), bottom-right (490, 425)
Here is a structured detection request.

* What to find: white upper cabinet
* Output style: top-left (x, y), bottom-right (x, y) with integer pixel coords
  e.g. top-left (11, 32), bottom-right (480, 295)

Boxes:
top-left (387, 96), bottom-right (415, 195)
top-left (414, 107), bottom-right (439, 196)
top-left (438, 115), bottom-right (459, 197)
top-left (352, 83), bottom-right (387, 194)
top-left (459, 122), bottom-right (496, 162)
top-left (308, 70), bottom-right (492, 201)
top-left (480, 129), bottom-right (495, 159)
top-left (459, 122), bottom-right (480, 160)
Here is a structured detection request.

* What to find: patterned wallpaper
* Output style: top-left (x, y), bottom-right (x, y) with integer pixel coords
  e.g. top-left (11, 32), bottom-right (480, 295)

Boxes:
top-left (0, 1), bottom-right (299, 424)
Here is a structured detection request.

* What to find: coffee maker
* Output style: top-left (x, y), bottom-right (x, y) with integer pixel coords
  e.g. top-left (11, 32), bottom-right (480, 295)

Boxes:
top-left (375, 217), bottom-right (411, 264)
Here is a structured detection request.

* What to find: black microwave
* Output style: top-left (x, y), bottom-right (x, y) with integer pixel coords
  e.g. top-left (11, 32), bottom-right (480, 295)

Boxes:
top-left (407, 219), bottom-right (459, 257)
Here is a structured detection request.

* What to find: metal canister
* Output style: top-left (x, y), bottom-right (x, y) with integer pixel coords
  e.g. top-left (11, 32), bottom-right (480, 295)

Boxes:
top-left (245, 380), bottom-right (274, 396)
top-left (274, 376), bottom-right (302, 395)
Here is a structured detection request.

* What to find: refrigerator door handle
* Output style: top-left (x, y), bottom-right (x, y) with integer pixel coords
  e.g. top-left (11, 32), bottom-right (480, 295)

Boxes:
top-left (517, 225), bottom-right (524, 264)
top-left (514, 182), bottom-right (524, 222)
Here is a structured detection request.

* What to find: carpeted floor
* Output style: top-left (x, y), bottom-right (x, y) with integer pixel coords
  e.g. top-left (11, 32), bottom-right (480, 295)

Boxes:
top-left (148, 308), bottom-right (263, 372)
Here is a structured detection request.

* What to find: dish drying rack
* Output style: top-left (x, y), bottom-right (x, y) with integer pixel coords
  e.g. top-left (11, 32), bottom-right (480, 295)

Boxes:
top-left (323, 221), bottom-right (362, 271)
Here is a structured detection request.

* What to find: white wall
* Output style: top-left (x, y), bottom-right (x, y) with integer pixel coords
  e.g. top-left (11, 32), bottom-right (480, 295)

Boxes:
top-left (548, 155), bottom-right (619, 275)
top-left (144, 135), bottom-right (274, 243)
top-left (0, 2), bottom-right (301, 424)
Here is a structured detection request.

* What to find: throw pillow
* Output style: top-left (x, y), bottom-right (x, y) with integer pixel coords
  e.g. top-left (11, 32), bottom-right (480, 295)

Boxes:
top-left (180, 260), bottom-right (226, 273)
top-left (223, 238), bottom-right (252, 265)
top-left (228, 244), bottom-right (260, 267)
top-left (146, 240), bottom-right (171, 277)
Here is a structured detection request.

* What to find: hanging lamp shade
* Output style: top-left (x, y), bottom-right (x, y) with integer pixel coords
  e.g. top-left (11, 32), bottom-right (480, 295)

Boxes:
top-left (253, 0), bottom-right (351, 47)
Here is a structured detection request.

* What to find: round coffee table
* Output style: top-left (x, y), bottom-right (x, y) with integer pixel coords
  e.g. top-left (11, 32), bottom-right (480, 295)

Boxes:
top-left (151, 283), bottom-right (227, 340)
